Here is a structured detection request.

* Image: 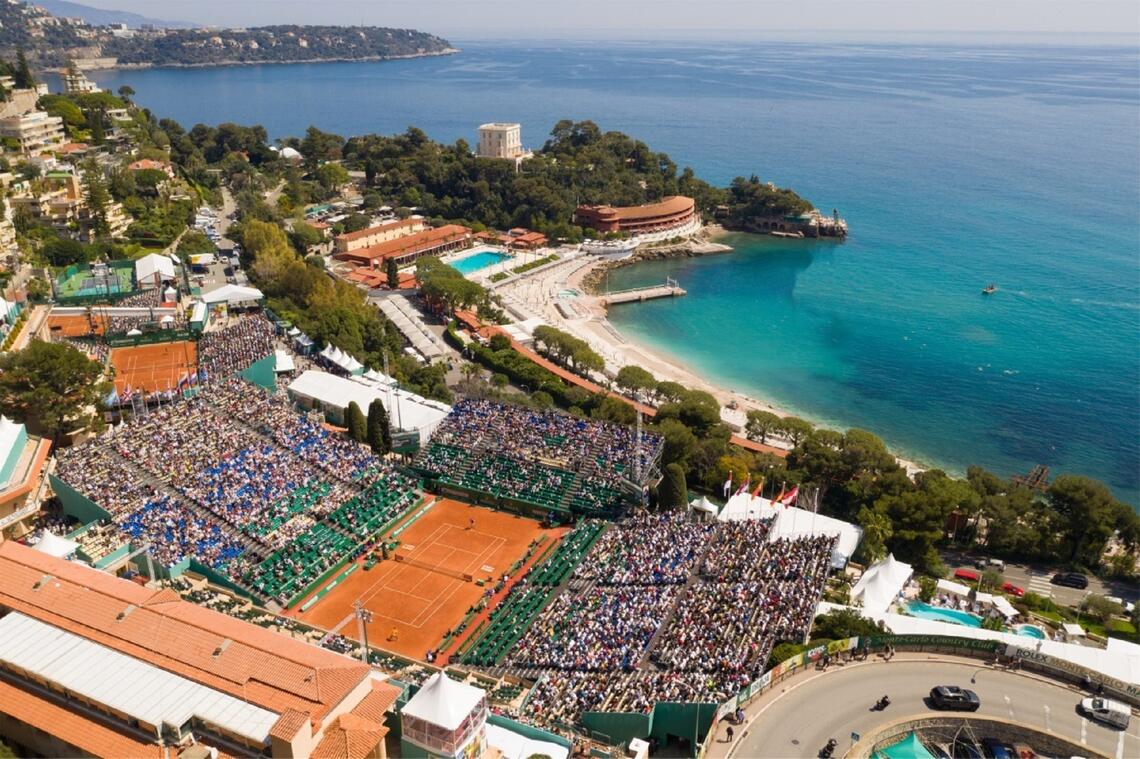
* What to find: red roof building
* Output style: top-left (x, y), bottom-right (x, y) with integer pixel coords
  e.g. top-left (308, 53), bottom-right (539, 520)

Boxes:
top-left (0, 541), bottom-right (401, 758)
top-left (574, 195), bottom-right (696, 235)
top-left (334, 218), bottom-right (426, 254)
top-left (334, 225), bottom-right (472, 268)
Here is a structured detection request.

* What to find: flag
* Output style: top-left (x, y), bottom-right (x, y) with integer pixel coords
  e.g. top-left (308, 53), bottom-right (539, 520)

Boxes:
top-left (779, 485), bottom-right (799, 507)
top-left (121, 384), bottom-right (132, 402)
top-left (189, 371), bottom-right (199, 386)
top-left (751, 478), bottom-right (765, 498)
top-left (735, 479), bottom-right (750, 496)
top-left (177, 372), bottom-right (190, 389)
top-left (722, 472), bottom-right (733, 498)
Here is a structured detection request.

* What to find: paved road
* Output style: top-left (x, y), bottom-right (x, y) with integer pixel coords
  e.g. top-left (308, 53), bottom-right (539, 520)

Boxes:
top-left (940, 549), bottom-right (1138, 608)
top-left (730, 659), bottom-right (1138, 759)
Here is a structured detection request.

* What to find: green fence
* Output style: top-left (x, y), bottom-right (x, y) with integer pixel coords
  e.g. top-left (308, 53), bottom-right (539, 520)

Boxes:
top-left (106, 327), bottom-right (196, 348)
top-left (49, 474), bottom-right (112, 526)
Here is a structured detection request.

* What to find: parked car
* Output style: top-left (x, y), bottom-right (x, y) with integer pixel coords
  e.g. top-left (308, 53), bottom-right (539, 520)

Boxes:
top-left (980, 738), bottom-right (1013, 759)
top-left (1051, 572), bottom-right (1088, 589)
top-left (1002, 582), bottom-right (1025, 597)
top-left (1079, 697), bottom-right (1130, 729)
top-left (953, 568), bottom-right (980, 583)
top-left (929, 685), bottom-right (981, 711)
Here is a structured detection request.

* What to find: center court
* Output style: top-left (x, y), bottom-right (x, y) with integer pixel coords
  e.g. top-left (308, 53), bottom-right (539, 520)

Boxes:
top-left (288, 498), bottom-right (556, 658)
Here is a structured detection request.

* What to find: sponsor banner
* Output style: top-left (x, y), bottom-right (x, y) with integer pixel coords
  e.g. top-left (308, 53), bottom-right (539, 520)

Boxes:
top-left (1006, 644), bottom-right (1140, 701)
top-left (864, 634), bottom-right (1001, 653)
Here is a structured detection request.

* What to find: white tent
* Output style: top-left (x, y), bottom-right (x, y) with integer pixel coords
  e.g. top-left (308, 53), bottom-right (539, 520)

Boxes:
top-left (850, 553), bottom-right (913, 615)
top-left (401, 672), bottom-right (484, 732)
top-left (135, 252), bottom-right (176, 285)
top-left (273, 349), bottom-right (295, 374)
top-left (689, 496), bottom-right (719, 515)
top-left (126, 328), bottom-right (142, 336)
top-left (992, 596), bottom-right (1019, 619)
top-left (287, 370), bottom-right (449, 443)
top-left (769, 505), bottom-right (864, 569)
top-left (486, 723), bottom-right (568, 759)
top-left (1062, 622), bottom-right (1086, 639)
top-left (936, 579), bottom-right (971, 597)
top-left (33, 531), bottom-right (79, 558)
top-left (202, 284), bottom-right (264, 305)
top-left (717, 492), bottom-right (777, 522)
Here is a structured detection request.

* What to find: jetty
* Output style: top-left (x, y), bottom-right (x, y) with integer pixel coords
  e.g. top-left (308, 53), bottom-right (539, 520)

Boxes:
top-left (599, 278), bottom-right (687, 306)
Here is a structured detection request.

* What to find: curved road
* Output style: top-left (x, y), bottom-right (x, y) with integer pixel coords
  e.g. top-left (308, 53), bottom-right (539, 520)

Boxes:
top-left (730, 660), bottom-right (1138, 759)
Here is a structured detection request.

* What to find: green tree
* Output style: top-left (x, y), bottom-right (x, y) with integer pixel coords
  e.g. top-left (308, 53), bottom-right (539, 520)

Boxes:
top-left (615, 365), bottom-right (656, 397)
top-left (386, 257), bottom-right (400, 289)
top-left (289, 221), bottom-right (323, 252)
top-left (314, 162), bottom-right (350, 193)
top-left (779, 416), bottom-right (814, 447)
top-left (655, 380), bottom-right (688, 402)
top-left (856, 504), bottom-right (892, 564)
top-left (366, 398), bottom-right (391, 455)
top-left (659, 462), bottom-right (688, 510)
top-left (14, 49), bottom-right (33, 89)
top-left (812, 608), bottom-right (883, 640)
top-left (654, 417), bottom-right (698, 468)
top-left (745, 409), bottom-right (782, 445)
top-left (41, 238), bottom-right (89, 266)
top-left (980, 568), bottom-right (1004, 592)
top-left (1080, 595), bottom-right (1123, 625)
top-left (1048, 475), bottom-right (1125, 567)
top-left (345, 401), bottom-right (366, 442)
top-left (0, 341), bottom-right (108, 443)
top-left (82, 159), bottom-right (112, 239)
top-left (117, 85), bottom-right (135, 103)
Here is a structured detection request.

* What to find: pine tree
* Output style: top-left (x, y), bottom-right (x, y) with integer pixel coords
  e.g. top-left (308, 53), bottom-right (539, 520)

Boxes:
top-left (659, 463), bottom-right (688, 510)
top-left (86, 108), bottom-right (106, 146)
top-left (82, 159), bottom-right (111, 239)
top-left (366, 399), bottom-right (390, 455)
top-left (14, 49), bottom-right (33, 89)
top-left (386, 257), bottom-right (399, 289)
top-left (345, 401), bottom-right (367, 443)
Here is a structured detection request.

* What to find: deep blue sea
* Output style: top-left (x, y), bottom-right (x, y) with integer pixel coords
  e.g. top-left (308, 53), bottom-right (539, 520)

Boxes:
top-left (89, 41), bottom-right (1140, 503)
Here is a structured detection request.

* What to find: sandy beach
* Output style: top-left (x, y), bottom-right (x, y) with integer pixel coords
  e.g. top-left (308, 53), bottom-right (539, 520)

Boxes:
top-left (493, 238), bottom-right (926, 476)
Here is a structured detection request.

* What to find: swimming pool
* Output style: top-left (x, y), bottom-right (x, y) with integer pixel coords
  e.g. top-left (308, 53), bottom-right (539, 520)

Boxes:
top-left (450, 249), bottom-right (511, 275)
top-left (905, 601), bottom-right (982, 627)
top-left (1014, 624), bottom-right (1047, 639)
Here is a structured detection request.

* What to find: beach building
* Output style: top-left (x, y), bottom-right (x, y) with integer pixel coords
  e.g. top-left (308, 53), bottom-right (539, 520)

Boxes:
top-left (476, 123), bottom-right (526, 159)
top-left (334, 225), bottom-right (472, 268)
top-left (574, 195), bottom-right (696, 236)
top-left (0, 417), bottom-right (52, 544)
top-left (334, 218), bottom-right (426, 254)
top-left (0, 540), bottom-right (403, 758)
top-left (0, 110), bottom-right (66, 156)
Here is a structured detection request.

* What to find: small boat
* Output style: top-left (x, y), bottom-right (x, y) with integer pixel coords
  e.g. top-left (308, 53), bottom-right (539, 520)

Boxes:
top-left (982, 284), bottom-right (997, 295)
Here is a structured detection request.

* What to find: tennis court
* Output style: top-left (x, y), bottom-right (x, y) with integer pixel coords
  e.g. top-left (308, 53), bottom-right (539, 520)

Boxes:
top-left (290, 498), bottom-right (550, 659)
top-left (109, 340), bottom-right (198, 394)
top-left (55, 264), bottom-right (135, 299)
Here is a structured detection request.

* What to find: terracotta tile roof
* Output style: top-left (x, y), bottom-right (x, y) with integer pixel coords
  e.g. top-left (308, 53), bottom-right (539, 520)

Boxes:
top-left (311, 714), bottom-right (386, 759)
top-left (578, 195), bottom-right (694, 222)
top-left (0, 677), bottom-right (165, 758)
top-left (0, 542), bottom-right (371, 724)
top-left (270, 708), bottom-right (311, 741)
top-left (351, 680), bottom-right (402, 722)
top-left (335, 225), bottom-right (471, 265)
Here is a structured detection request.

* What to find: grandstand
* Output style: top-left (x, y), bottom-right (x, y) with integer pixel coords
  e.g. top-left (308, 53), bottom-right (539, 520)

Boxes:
top-left (52, 375), bottom-right (422, 608)
top-left (451, 513), bottom-right (837, 729)
top-left (413, 399), bottom-right (664, 519)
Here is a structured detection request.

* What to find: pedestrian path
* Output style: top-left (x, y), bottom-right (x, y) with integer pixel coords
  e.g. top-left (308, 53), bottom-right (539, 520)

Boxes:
top-left (1026, 572), bottom-right (1054, 597)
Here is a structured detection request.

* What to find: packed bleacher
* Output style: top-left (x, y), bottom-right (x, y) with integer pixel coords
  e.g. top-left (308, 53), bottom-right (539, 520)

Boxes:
top-left (117, 289), bottom-right (164, 308)
top-left (414, 399), bottom-right (663, 514)
top-left (198, 312), bottom-right (275, 379)
top-left (492, 513), bottom-right (836, 728)
top-left (55, 373), bottom-right (421, 604)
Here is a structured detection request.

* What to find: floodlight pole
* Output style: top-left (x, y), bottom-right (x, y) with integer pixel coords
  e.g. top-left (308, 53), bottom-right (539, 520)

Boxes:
top-left (353, 600), bottom-right (374, 664)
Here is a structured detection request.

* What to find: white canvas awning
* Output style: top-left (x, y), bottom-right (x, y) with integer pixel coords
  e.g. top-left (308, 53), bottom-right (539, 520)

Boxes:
top-left (851, 553), bottom-right (913, 615)
top-left (992, 596), bottom-right (1019, 619)
top-left (936, 579), bottom-right (971, 597)
top-left (33, 531), bottom-right (78, 558)
top-left (1063, 622), bottom-right (1086, 638)
top-left (401, 672), bottom-right (484, 731)
top-left (689, 496), bottom-right (719, 514)
top-left (202, 284), bottom-right (264, 305)
top-left (135, 252), bottom-right (176, 283)
top-left (273, 349), bottom-right (295, 374)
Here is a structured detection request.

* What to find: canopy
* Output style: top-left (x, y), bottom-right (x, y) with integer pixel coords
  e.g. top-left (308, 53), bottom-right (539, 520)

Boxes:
top-left (288, 370), bottom-right (449, 442)
top-left (319, 344), bottom-right (365, 375)
top-left (33, 531), bottom-right (79, 558)
top-left (135, 252), bottom-right (176, 283)
top-left (992, 596), bottom-right (1019, 619)
top-left (401, 672), bottom-right (484, 731)
top-left (486, 723), bottom-right (568, 759)
top-left (689, 496), bottom-right (719, 515)
top-left (874, 732), bottom-right (936, 759)
top-left (1063, 622), bottom-right (1086, 638)
top-left (936, 579), bottom-right (970, 597)
top-left (160, 315), bottom-right (175, 324)
top-left (202, 284), bottom-right (264, 305)
top-left (851, 553), bottom-right (913, 615)
top-left (273, 349), bottom-right (295, 374)
top-left (126, 328), bottom-right (142, 336)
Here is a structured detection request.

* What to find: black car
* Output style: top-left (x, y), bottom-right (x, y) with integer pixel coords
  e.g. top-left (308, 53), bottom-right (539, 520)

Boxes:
top-left (1051, 572), bottom-right (1088, 589)
top-left (929, 685), bottom-right (981, 711)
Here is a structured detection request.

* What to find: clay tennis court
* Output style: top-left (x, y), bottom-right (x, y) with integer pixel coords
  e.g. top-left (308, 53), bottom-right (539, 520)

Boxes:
top-left (291, 498), bottom-right (551, 659)
top-left (47, 312), bottom-right (109, 338)
top-left (109, 340), bottom-right (198, 394)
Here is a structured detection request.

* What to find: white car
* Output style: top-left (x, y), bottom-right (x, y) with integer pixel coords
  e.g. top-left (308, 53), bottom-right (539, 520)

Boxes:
top-left (1079, 697), bottom-right (1130, 729)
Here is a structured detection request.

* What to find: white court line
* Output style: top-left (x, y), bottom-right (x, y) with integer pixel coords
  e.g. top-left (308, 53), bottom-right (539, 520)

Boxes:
top-left (1003, 694), bottom-right (1013, 720)
top-left (1117, 729), bottom-right (1125, 759)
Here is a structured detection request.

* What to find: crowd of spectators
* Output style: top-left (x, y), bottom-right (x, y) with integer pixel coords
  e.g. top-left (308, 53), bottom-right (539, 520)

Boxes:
top-left (572, 513), bottom-right (712, 585)
top-left (506, 515), bottom-right (837, 729)
top-left (198, 313), bottom-right (275, 379)
top-left (416, 399), bottom-right (663, 512)
top-left (117, 289), bottom-right (164, 308)
top-left (508, 586), bottom-right (677, 672)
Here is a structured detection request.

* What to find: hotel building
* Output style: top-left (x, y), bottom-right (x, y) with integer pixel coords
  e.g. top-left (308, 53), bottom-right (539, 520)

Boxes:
top-left (574, 195), bottom-right (697, 236)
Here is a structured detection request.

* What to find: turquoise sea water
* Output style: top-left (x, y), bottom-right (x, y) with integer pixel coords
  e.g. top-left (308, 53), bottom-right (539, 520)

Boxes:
top-left (89, 41), bottom-right (1140, 503)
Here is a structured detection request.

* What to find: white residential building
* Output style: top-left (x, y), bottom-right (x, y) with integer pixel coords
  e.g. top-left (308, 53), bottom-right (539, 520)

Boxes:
top-left (0, 111), bottom-right (65, 156)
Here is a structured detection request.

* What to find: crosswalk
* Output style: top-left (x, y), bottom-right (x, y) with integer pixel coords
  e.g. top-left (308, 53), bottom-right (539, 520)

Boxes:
top-left (1025, 572), bottom-right (1054, 597)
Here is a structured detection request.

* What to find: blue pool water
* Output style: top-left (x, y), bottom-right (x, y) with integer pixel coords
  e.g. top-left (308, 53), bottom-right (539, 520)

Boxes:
top-left (1014, 624), bottom-right (1047, 639)
top-left (451, 249), bottom-right (510, 275)
top-left (905, 601), bottom-right (982, 627)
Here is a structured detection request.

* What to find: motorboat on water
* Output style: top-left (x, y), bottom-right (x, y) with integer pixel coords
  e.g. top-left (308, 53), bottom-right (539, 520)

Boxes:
top-left (982, 283), bottom-right (997, 295)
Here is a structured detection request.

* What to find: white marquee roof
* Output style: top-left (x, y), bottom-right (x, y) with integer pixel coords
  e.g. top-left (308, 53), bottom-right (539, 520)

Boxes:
top-left (0, 613), bottom-right (279, 743)
top-left (486, 723), bottom-right (568, 759)
top-left (288, 370), bottom-right (449, 438)
top-left (402, 672), bottom-right (484, 731)
top-left (32, 531), bottom-right (78, 558)
top-left (135, 252), bottom-right (176, 283)
top-left (202, 284), bottom-right (264, 305)
top-left (851, 553), bottom-right (913, 615)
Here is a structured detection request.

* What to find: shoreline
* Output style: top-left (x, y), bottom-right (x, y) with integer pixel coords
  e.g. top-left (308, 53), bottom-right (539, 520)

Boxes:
top-left (527, 238), bottom-right (929, 478)
top-left (77, 48), bottom-right (460, 72)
